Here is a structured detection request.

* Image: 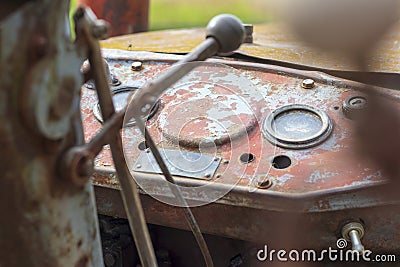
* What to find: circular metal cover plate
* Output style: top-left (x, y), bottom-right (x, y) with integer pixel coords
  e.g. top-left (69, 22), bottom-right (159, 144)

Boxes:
top-left (263, 104), bottom-right (333, 149)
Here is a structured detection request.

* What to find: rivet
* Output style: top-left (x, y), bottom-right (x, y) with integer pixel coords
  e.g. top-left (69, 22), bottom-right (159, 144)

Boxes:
top-left (204, 173), bottom-right (211, 178)
top-left (131, 61), bottom-right (143, 71)
top-left (136, 164), bottom-right (142, 169)
top-left (301, 79), bottom-right (315, 89)
top-left (257, 178), bottom-right (273, 189)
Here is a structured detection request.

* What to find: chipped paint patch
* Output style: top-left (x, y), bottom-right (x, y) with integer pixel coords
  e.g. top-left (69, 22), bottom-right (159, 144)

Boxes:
top-left (274, 173), bottom-right (294, 186)
top-left (307, 170), bottom-right (339, 184)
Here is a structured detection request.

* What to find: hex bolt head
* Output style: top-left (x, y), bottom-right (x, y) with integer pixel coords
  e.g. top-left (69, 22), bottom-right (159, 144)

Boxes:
top-left (131, 61), bottom-right (143, 71)
top-left (301, 79), bottom-right (315, 89)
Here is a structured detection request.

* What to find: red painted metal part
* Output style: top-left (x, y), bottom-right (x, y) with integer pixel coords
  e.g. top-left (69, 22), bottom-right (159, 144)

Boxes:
top-left (83, 49), bottom-right (400, 251)
top-left (77, 0), bottom-right (149, 37)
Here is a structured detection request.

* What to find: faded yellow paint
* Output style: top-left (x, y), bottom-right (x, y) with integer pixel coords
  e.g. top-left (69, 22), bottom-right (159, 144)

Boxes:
top-left (101, 23), bottom-right (400, 72)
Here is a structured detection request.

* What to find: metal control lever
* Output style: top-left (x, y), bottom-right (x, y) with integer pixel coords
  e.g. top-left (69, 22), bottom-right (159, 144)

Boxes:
top-left (341, 222), bottom-right (365, 254)
top-left (126, 14), bottom-right (245, 120)
top-left (67, 13), bottom-right (245, 267)
top-left (125, 14), bottom-right (245, 267)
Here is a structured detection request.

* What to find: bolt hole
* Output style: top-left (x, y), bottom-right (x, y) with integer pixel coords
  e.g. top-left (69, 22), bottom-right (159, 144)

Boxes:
top-left (138, 141), bottom-right (149, 151)
top-left (333, 106), bottom-right (340, 110)
top-left (240, 153), bottom-right (255, 164)
top-left (272, 155), bottom-right (291, 169)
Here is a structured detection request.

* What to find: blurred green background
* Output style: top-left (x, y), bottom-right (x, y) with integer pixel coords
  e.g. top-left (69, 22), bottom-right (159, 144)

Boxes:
top-left (149, 0), bottom-right (271, 30)
top-left (70, 0), bottom-right (272, 31)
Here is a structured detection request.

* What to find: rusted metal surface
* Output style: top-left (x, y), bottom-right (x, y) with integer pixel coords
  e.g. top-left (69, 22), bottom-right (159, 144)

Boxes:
top-left (77, 0), bottom-right (149, 37)
top-left (102, 22), bottom-right (247, 265)
top-left (95, 186), bottom-right (400, 252)
top-left (101, 23), bottom-right (400, 72)
top-left (0, 1), bottom-right (103, 266)
top-left (83, 49), bottom-right (400, 250)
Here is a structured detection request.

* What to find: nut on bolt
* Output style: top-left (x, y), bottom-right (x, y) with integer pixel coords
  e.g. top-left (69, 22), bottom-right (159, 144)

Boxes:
top-left (341, 222), bottom-right (365, 254)
top-left (301, 79), bottom-right (315, 89)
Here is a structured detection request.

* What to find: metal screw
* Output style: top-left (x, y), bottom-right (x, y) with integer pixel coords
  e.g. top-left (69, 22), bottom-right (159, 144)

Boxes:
top-left (131, 61), bottom-right (143, 71)
top-left (136, 164), bottom-right (142, 169)
top-left (257, 178), bottom-right (273, 189)
top-left (213, 157), bottom-right (219, 162)
top-left (223, 160), bottom-right (230, 164)
top-left (216, 174), bottom-right (222, 179)
top-left (204, 173), bottom-right (211, 179)
top-left (301, 79), bottom-right (315, 89)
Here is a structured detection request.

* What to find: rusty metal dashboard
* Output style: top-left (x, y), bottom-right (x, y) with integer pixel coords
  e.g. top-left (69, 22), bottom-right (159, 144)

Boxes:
top-left (86, 49), bottom-right (400, 252)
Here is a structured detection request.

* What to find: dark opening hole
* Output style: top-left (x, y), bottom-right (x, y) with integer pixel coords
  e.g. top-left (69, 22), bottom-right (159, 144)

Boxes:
top-left (138, 141), bottom-right (149, 151)
top-left (272, 155), bottom-right (291, 169)
top-left (240, 153), bottom-right (255, 164)
top-left (333, 106), bottom-right (340, 110)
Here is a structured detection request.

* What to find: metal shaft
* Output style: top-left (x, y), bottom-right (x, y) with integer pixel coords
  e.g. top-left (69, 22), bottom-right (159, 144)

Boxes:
top-left (84, 15), bottom-right (158, 267)
top-left (349, 230), bottom-right (365, 253)
top-left (126, 37), bottom-right (219, 120)
top-left (83, 14), bottom-right (245, 267)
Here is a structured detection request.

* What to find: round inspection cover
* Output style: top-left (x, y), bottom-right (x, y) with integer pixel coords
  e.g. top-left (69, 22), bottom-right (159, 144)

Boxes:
top-left (263, 104), bottom-right (333, 149)
top-left (93, 86), bottom-right (160, 127)
top-left (155, 62), bottom-right (265, 149)
top-left (158, 82), bottom-right (258, 148)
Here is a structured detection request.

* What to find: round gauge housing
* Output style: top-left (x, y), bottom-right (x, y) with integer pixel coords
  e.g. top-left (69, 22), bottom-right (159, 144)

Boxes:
top-left (263, 104), bottom-right (333, 149)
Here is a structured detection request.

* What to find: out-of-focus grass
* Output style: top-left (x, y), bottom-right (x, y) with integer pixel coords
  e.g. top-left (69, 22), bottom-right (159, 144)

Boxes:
top-left (69, 0), bottom-right (77, 38)
top-left (149, 0), bottom-right (272, 31)
top-left (69, 0), bottom-right (273, 32)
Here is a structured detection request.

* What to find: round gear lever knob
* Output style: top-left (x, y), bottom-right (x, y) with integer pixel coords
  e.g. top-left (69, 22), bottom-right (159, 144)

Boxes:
top-left (206, 14), bottom-right (245, 53)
